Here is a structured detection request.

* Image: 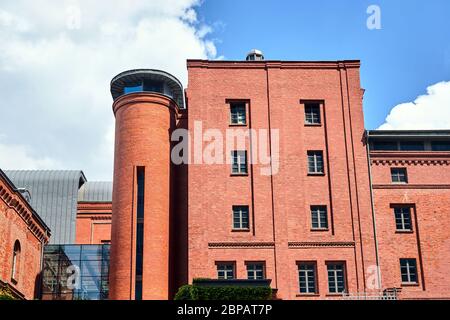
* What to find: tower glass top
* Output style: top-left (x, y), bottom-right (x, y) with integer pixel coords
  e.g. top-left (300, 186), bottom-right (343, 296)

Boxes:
top-left (110, 69), bottom-right (184, 108)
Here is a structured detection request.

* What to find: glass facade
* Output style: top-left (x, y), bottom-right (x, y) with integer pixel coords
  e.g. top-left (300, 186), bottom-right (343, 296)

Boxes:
top-left (41, 244), bottom-right (110, 300)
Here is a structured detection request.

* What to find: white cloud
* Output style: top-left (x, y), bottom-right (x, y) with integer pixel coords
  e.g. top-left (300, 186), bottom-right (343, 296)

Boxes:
top-left (378, 81), bottom-right (450, 130)
top-left (0, 0), bottom-right (218, 180)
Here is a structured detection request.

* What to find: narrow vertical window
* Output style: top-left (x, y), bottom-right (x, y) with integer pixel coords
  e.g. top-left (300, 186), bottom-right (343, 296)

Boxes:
top-left (232, 206), bottom-right (249, 230)
top-left (307, 151), bottom-right (324, 174)
top-left (327, 262), bottom-right (346, 294)
top-left (230, 103), bottom-right (247, 125)
top-left (391, 168), bottom-right (408, 183)
top-left (246, 263), bottom-right (265, 280)
top-left (304, 103), bottom-right (321, 125)
top-left (11, 240), bottom-right (21, 282)
top-left (298, 263), bottom-right (317, 294)
top-left (311, 206), bottom-right (328, 230)
top-left (231, 151), bottom-right (248, 175)
top-left (217, 263), bottom-right (235, 280)
top-left (400, 259), bottom-right (418, 284)
top-left (394, 207), bottom-right (412, 231)
top-left (135, 167), bottom-right (145, 300)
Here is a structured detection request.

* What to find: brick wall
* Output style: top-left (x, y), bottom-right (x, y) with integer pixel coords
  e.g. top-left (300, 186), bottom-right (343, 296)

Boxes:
top-left (0, 173), bottom-right (50, 299)
top-left (186, 60), bottom-right (377, 299)
top-left (371, 153), bottom-right (450, 299)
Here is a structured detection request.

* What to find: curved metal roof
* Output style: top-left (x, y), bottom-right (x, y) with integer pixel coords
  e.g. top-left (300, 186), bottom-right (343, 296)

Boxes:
top-left (110, 69), bottom-right (185, 108)
top-left (78, 181), bottom-right (112, 203)
top-left (3, 170), bottom-right (86, 244)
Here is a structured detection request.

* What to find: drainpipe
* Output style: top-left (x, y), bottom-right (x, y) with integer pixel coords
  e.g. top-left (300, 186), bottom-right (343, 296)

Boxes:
top-left (365, 130), bottom-right (382, 290)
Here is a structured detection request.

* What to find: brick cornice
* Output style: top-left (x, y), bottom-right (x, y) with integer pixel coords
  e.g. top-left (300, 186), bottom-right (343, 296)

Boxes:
top-left (288, 242), bottom-right (355, 248)
top-left (187, 60), bottom-right (360, 70)
top-left (0, 181), bottom-right (50, 243)
top-left (371, 158), bottom-right (450, 166)
top-left (77, 202), bottom-right (112, 211)
top-left (208, 242), bottom-right (275, 249)
top-left (372, 184), bottom-right (450, 190)
top-left (112, 92), bottom-right (178, 116)
top-left (370, 151), bottom-right (450, 166)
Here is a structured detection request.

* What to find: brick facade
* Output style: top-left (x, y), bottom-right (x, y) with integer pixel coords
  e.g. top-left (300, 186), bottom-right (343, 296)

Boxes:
top-left (370, 150), bottom-right (450, 299)
top-left (104, 59), bottom-right (450, 300)
top-left (185, 60), bottom-right (378, 299)
top-left (76, 202), bottom-right (112, 244)
top-left (0, 170), bottom-right (50, 300)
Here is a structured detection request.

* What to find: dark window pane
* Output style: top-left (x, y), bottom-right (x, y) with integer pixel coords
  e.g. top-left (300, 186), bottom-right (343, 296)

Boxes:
top-left (311, 206), bottom-right (328, 229)
top-left (327, 263), bottom-right (346, 293)
top-left (431, 141), bottom-right (450, 151)
top-left (394, 207), bottom-right (412, 231)
top-left (400, 141), bottom-right (425, 151)
top-left (230, 103), bottom-right (246, 125)
top-left (307, 151), bottom-right (324, 174)
top-left (231, 151), bottom-right (247, 174)
top-left (372, 141), bottom-right (398, 151)
top-left (391, 168), bottom-right (408, 183)
top-left (400, 259), bottom-right (418, 283)
top-left (305, 104), bottom-right (321, 125)
top-left (298, 264), bottom-right (317, 294)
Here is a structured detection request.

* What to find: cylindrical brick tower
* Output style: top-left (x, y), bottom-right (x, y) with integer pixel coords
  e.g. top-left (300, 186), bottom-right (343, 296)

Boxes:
top-left (108, 69), bottom-right (184, 300)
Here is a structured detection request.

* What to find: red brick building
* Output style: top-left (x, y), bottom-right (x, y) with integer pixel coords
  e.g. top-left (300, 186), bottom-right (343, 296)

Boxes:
top-left (0, 52), bottom-right (448, 301)
top-left (107, 53), bottom-right (450, 300)
top-left (0, 169), bottom-right (51, 299)
top-left (368, 131), bottom-right (450, 299)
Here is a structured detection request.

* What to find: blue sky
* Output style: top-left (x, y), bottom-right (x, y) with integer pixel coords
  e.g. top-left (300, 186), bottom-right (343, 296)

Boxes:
top-left (0, 0), bottom-right (448, 180)
top-left (197, 0), bottom-right (450, 129)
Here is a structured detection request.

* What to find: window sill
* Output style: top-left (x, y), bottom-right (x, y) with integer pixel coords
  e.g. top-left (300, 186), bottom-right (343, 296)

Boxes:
top-left (396, 230), bottom-right (414, 234)
top-left (401, 282), bottom-right (419, 287)
top-left (296, 293), bottom-right (320, 297)
top-left (326, 293), bottom-right (345, 297)
top-left (229, 123), bottom-right (247, 127)
top-left (392, 182), bottom-right (408, 185)
top-left (304, 123), bottom-right (322, 127)
top-left (231, 173), bottom-right (249, 177)
top-left (307, 173), bottom-right (325, 177)
top-left (311, 228), bottom-right (329, 232)
top-left (232, 229), bottom-right (250, 233)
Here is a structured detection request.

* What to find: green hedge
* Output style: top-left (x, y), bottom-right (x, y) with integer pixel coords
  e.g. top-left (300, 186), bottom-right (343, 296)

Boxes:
top-left (174, 284), bottom-right (272, 300)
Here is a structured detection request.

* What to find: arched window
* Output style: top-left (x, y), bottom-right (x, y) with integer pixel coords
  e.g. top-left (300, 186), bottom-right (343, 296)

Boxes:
top-left (11, 240), bottom-right (21, 282)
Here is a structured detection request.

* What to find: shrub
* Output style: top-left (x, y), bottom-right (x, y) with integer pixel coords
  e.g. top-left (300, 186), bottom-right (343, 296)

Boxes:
top-left (0, 288), bottom-right (16, 300)
top-left (174, 282), bottom-right (272, 300)
top-left (174, 285), bottom-right (193, 300)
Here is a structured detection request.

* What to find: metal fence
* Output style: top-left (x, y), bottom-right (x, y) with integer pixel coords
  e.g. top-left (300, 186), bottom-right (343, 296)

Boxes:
top-left (342, 288), bottom-right (401, 300)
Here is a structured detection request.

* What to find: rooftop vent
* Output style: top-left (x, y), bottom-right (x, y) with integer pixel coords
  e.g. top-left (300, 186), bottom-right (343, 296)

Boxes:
top-left (246, 49), bottom-right (264, 61)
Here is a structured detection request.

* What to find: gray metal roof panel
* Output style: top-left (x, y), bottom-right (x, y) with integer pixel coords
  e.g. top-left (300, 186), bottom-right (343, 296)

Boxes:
top-left (3, 170), bottom-right (86, 244)
top-left (78, 181), bottom-right (112, 203)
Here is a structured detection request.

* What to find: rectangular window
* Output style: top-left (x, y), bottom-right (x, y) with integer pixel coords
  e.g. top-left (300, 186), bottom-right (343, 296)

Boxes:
top-left (399, 141), bottom-right (425, 151)
top-left (311, 206), bottom-right (328, 230)
top-left (217, 263), bottom-right (235, 280)
top-left (246, 263), bottom-right (265, 280)
top-left (391, 168), bottom-right (408, 183)
top-left (400, 259), bottom-right (418, 284)
top-left (431, 141), bottom-right (450, 151)
top-left (135, 167), bottom-right (145, 300)
top-left (304, 103), bottom-right (321, 125)
top-left (230, 103), bottom-right (247, 125)
top-left (231, 150), bottom-right (248, 174)
top-left (394, 207), bottom-right (412, 231)
top-left (298, 263), bottom-right (317, 294)
top-left (372, 141), bottom-right (398, 151)
top-left (327, 263), bottom-right (346, 294)
top-left (233, 206), bottom-right (249, 230)
top-left (307, 151), bottom-right (324, 174)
